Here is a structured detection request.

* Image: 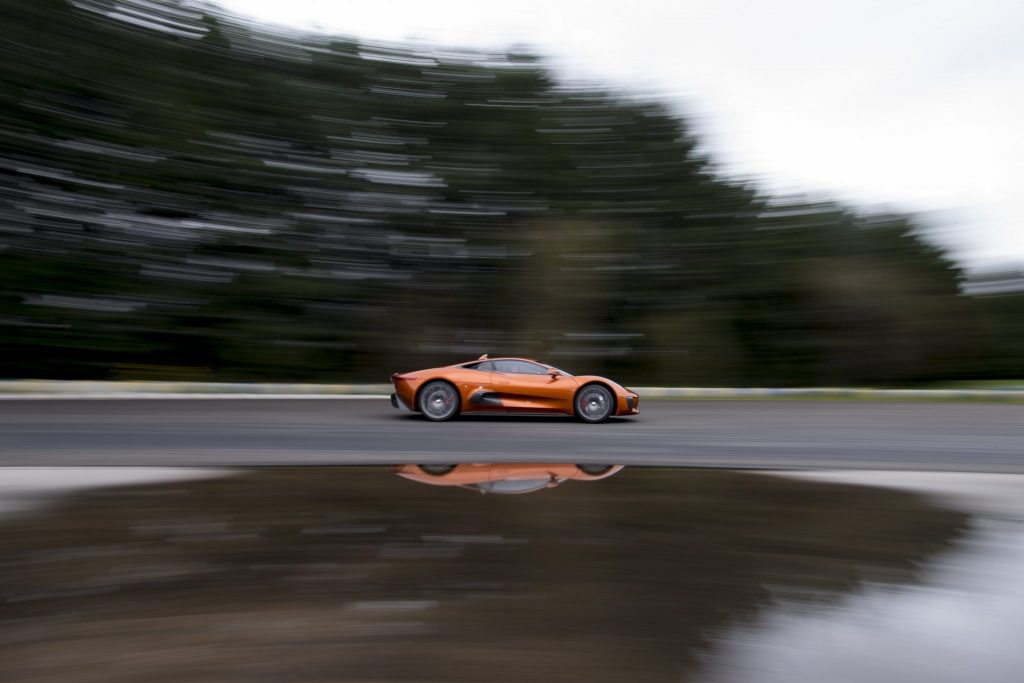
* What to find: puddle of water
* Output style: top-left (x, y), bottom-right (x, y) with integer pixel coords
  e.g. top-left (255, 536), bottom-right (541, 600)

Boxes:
top-left (0, 467), bottom-right (231, 516)
top-left (698, 472), bottom-right (1024, 683)
top-left (0, 466), bottom-right (973, 682)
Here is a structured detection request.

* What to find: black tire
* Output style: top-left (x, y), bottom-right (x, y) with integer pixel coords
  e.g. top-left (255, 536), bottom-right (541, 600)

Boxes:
top-left (577, 464), bottom-right (614, 475)
top-left (417, 380), bottom-right (460, 421)
top-left (419, 464), bottom-right (457, 475)
top-left (574, 384), bottom-right (615, 423)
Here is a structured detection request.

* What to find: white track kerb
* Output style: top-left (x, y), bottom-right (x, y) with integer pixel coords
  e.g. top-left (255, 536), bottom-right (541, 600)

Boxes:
top-left (0, 381), bottom-right (1023, 401)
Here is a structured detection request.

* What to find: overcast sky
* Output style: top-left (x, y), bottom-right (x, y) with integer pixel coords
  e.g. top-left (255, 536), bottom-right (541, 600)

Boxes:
top-left (216, 0), bottom-right (1023, 271)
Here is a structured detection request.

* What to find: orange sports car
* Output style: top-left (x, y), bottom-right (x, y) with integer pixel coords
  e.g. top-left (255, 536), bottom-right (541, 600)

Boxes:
top-left (393, 463), bottom-right (625, 494)
top-left (389, 355), bottom-right (639, 423)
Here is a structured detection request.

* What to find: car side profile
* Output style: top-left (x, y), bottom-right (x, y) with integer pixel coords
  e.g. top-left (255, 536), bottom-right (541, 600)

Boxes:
top-left (393, 463), bottom-right (625, 494)
top-left (389, 355), bottom-right (639, 423)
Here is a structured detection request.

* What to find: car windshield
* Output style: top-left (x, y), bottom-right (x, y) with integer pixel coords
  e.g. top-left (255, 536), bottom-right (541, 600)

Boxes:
top-left (466, 479), bottom-right (552, 494)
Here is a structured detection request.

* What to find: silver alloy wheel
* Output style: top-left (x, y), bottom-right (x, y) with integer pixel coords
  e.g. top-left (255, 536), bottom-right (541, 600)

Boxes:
top-left (420, 464), bottom-right (457, 475)
top-left (419, 381), bottom-right (459, 421)
top-left (576, 385), bottom-right (613, 423)
top-left (577, 464), bottom-right (613, 474)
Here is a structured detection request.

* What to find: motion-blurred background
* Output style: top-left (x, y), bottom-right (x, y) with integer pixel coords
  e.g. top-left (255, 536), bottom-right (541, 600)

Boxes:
top-left (2, 0), bottom-right (1022, 386)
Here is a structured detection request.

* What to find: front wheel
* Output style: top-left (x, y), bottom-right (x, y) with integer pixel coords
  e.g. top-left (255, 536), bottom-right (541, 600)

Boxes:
top-left (418, 381), bottom-right (460, 421)
top-left (575, 384), bottom-right (614, 423)
top-left (577, 464), bottom-right (614, 475)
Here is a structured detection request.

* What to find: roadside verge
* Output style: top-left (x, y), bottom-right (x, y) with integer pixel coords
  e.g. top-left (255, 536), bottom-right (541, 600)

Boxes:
top-left (1, 381), bottom-right (1023, 401)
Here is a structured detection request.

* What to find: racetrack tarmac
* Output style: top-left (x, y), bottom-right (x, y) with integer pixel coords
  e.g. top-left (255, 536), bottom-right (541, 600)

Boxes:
top-left (0, 398), bottom-right (1021, 471)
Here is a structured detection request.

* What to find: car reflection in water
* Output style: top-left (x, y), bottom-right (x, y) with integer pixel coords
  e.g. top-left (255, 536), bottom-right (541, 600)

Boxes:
top-left (393, 463), bottom-right (624, 494)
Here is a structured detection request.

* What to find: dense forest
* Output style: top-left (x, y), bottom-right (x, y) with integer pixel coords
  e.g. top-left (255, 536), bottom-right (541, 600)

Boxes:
top-left (1, 0), bottom-right (1021, 384)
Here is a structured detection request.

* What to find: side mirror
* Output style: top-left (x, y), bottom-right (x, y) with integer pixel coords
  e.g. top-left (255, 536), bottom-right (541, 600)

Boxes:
top-left (548, 369), bottom-right (561, 378)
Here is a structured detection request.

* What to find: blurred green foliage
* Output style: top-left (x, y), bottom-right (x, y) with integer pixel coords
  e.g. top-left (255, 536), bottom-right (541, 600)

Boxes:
top-left (1, 0), bottom-right (1021, 384)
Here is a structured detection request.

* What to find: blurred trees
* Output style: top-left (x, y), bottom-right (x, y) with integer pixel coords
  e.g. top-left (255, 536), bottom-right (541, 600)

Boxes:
top-left (0, 0), bottom-right (1018, 384)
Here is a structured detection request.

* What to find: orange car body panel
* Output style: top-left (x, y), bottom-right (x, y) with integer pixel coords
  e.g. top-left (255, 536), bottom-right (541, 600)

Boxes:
top-left (487, 369), bottom-right (576, 412)
top-left (394, 463), bottom-right (625, 493)
top-left (390, 357), bottom-right (639, 417)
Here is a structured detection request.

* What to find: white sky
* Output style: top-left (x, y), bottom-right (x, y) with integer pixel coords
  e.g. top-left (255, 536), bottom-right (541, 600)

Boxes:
top-left (215, 0), bottom-right (1024, 271)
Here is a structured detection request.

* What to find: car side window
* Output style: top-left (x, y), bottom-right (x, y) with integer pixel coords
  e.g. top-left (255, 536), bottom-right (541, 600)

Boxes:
top-left (464, 361), bottom-right (494, 371)
top-left (494, 360), bottom-right (548, 374)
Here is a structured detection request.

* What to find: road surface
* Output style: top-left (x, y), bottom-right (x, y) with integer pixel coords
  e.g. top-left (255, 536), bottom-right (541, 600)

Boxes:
top-left (0, 398), bottom-right (1021, 471)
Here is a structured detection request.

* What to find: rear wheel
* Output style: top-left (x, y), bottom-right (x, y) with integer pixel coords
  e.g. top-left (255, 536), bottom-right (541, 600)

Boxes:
top-left (418, 381), bottom-right (460, 421)
top-left (419, 464), bottom-right (456, 475)
top-left (575, 384), bottom-right (614, 423)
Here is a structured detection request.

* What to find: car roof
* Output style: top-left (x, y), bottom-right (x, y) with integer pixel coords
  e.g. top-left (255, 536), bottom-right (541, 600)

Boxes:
top-left (462, 357), bottom-right (541, 364)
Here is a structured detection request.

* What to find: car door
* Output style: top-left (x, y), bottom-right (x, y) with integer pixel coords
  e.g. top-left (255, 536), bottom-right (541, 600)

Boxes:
top-left (491, 360), bottom-right (577, 412)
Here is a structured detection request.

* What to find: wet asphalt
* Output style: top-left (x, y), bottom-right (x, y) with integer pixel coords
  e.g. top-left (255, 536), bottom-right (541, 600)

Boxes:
top-left (0, 398), bottom-right (1021, 471)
